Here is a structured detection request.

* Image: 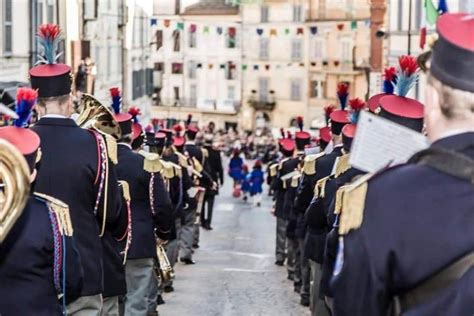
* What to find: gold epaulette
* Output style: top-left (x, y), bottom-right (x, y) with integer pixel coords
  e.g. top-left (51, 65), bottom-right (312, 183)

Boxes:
top-left (202, 148), bottom-right (209, 159)
top-left (314, 176), bottom-right (330, 198)
top-left (302, 152), bottom-right (325, 175)
top-left (118, 181), bottom-right (131, 202)
top-left (104, 134), bottom-right (118, 165)
top-left (139, 150), bottom-right (163, 173)
top-left (334, 185), bottom-right (350, 215)
top-left (338, 173), bottom-right (374, 235)
top-left (269, 163), bottom-right (278, 177)
top-left (335, 154), bottom-right (351, 178)
top-left (175, 152), bottom-right (189, 168)
top-left (35, 193), bottom-right (73, 237)
top-left (192, 157), bottom-right (203, 173)
top-left (160, 161), bottom-right (176, 179)
top-left (278, 157), bottom-right (290, 171)
top-left (291, 174), bottom-right (301, 188)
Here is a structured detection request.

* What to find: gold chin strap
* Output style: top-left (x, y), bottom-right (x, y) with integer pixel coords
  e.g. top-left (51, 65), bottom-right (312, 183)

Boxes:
top-left (0, 140), bottom-right (31, 243)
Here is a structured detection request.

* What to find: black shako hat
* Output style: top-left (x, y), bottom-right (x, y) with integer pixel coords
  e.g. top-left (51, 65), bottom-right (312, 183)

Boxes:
top-left (29, 24), bottom-right (72, 98)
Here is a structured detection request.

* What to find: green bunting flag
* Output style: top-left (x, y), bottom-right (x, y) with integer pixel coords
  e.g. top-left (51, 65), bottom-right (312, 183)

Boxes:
top-left (425, 0), bottom-right (439, 26)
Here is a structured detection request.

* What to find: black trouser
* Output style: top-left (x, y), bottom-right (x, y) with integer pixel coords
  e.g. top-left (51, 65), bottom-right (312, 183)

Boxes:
top-left (200, 194), bottom-right (215, 227)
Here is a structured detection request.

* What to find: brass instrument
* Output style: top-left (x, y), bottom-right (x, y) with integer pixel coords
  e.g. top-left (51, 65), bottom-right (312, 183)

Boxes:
top-left (76, 93), bottom-right (122, 140)
top-left (154, 243), bottom-right (175, 283)
top-left (0, 140), bottom-right (31, 243)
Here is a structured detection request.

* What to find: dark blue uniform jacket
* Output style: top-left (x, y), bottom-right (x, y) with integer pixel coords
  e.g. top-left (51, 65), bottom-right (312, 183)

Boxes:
top-left (331, 132), bottom-right (474, 316)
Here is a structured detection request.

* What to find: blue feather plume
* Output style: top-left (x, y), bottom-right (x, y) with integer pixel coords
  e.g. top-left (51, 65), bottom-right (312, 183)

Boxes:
top-left (395, 72), bottom-right (418, 97)
top-left (438, 0), bottom-right (448, 14)
top-left (37, 24), bottom-right (62, 65)
top-left (109, 88), bottom-right (121, 114)
top-left (14, 88), bottom-right (38, 127)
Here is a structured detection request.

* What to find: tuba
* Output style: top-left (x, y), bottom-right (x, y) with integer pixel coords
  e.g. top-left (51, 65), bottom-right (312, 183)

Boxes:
top-left (0, 139), bottom-right (31, 243)
top-left (76, 93), bottom-right (122, 140)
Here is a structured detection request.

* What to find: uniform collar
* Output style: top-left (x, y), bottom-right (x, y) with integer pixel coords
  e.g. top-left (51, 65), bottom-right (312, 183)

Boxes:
top-left (118, 143), bottom-right (132, 150)
top-left (35, 117), bottom-right (78, 127)
top-left (431, 132), bottom-right (474, 152)
top-left (185, 141), bottom-right (196, 145)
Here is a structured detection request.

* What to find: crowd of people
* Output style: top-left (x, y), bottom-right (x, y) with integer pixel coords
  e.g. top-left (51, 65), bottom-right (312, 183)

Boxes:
top-left (0, 24), bottom-right (226, 316)
top-left (0, 11), bottom-right (473, 316)
top-left (263, 12), bottom-right (473, 316)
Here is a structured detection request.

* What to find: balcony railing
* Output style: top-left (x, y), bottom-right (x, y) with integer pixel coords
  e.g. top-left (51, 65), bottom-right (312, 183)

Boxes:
top-left (248, 99), bottom-right (276, 111)
top-left (153, 98), bottom-right (240, 113)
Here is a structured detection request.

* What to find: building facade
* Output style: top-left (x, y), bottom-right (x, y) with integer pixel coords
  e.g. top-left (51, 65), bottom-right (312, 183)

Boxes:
top-left (151, 0), bottom-right (241, 129)
top-left (386, 0), bottom-right (468, 103)
top-left (240, 0), bottom-right (370, 130)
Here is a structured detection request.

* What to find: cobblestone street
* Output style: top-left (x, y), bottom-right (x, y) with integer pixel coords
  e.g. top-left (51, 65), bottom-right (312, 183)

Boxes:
top-left (160, 180), bottom-right (310, 316)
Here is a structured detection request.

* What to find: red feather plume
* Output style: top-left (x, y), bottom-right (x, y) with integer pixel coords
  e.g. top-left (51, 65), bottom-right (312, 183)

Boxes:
top-left (398, 55), bottom-right (419, 76)
top-left (128, 107), bottom-right (141, 118)
top-left (296, 116), bottom-right (304, 131)
top-left (324, 105), bottom-right (335, 116)
top-left (337, 82), bottom-right (349, 96)
top-left (37, 24), bottom-right (61, 40)
top-left (348, 98), bottom-right (366, 111)
top-left (383, 66), bottom-right (397, 81)
top-left (173, 124), bottom-right (183, 132)
top-left (109, 87), bottom-right (121, 98)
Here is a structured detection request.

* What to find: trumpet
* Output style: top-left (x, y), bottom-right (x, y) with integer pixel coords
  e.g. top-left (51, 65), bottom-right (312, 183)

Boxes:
top-left (0, 140), bottom-right (31, 243)
top-left (76, 93), bottom-right (122, 140)
top-left (154, 243), bottom-right (175, 284)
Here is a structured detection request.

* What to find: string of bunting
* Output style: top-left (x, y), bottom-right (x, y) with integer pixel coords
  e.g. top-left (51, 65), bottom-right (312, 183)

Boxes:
top-left (153, 20), bottom-right (371, 34)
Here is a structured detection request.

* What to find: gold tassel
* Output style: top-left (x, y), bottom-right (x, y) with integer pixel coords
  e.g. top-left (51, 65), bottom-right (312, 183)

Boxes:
top-left (314, 176), bottom-right (329, 198)
top-left (303, 152), bottom-right (325, 175)
top-left (118, 181), bottom-right (131, 202)
top-left (104, 134), bottom-right (118, 165)
top-left (335, 154), bottom-right (351, 178)
top-left (35, 193), bottom-right (73, 236)
top-left (192, 157), bottom-right (203, 173)
top-left (269, 164), bottom-right (278, 177)
top-left (291, 174), bottom-right (300, 188)
top-left (160, 161), bottom-right (175, 179)
top-left (140, 151), bottom-right (163, 173)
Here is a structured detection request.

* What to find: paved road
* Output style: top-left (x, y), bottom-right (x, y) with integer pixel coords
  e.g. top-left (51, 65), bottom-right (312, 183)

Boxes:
top-left (159, 179), bottom-right (310, 316)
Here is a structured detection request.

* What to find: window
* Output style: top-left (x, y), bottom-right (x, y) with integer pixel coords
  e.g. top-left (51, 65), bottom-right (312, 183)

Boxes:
top-left (156, 30), bottom-right (163, 50)
top-left (341, 37), bottom-right (352, 62)
top-left (259, 38), bottom-right (269, 60)
top-left (290, 79), bottom-right (302, 101)
top-left (228, 86), bottom-right (235, 100)
top-left (190, 84), bottom-right (197, 105)
top-left (310, 80), bottom-right (326, 98)
top-left (132, 69), bottom-right (146, 100)
top-left (172, 63), bottom-right (183, 74)
top-left (3, 0), bottom-right (13, 54)
top-left (293, 5), bottom-right (302, 22)
top-left (84, 0), bottom-right (98, 20)
top-left (173, 30), bottom-right (180, 52)
top-left (188, 61), bottom-right (197, 79)
top-left (154, 62), bottom-right (164, 72)
top-left (173, 87), bottom-right (180, 101)
top-left (146, 68), bottom-right (154, 96)
top-left (258, 77), bottom-right (269, 102)
top-left (291, 39), bottom-right (302, 61)
top-left (226, 62), bottom-right (237, 80)
top-left (415, 0), bottom-right (422, 30)
top-left (47, 0), bottom-right (54, 22)
top-left (261, 5), bottom-right (269, 23)
top-left (189, 28), bottom-right (197, 48)
top-left (397, 0), bottom-right (403, 31)
top-left (226, 27), bottom-right (237, 48)
top-left (313, 37), bottom-right (326, 60)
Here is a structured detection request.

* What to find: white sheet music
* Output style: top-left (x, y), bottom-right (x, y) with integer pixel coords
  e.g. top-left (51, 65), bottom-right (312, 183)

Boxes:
top-left (349, 111), bottom-right (430, 173)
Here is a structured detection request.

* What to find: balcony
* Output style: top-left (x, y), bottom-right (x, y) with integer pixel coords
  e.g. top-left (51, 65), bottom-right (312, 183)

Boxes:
top-left (153, 98), bottom-right (240, 114)
top-left (248, 100), bottom-right (276, 111)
